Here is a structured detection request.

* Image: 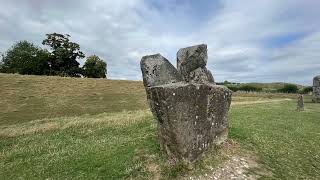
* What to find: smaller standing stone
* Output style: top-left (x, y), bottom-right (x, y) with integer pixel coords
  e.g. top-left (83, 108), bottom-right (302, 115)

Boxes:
top-left (297, 94), bottom-right (304, 111)
top-left (177, 44), bottom-right (208, 81)
top-left (188, 67), bottom-right (215, 84)
top-left (140, 54), bottom-right (183, 88)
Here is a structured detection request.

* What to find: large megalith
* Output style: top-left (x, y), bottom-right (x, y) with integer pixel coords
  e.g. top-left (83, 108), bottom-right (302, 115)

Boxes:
top-left (313, 75), bottom-right (320, 103)
top-left (140, 44), bottom-right (232, 163)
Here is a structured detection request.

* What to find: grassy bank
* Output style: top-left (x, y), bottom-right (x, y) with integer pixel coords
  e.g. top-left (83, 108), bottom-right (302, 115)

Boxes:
top-left (1, 73), bottom-right (303, 126)
top-left (0, 73), bottom-right (147, 125)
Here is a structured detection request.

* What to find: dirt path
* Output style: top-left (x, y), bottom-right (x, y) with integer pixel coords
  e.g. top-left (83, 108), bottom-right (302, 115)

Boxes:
top-left (187, 155), bottom-right (261, 180)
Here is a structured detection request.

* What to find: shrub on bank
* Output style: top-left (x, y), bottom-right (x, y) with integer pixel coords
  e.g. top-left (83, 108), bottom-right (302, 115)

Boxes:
top-left (278, 84), bottom-right (298, 93)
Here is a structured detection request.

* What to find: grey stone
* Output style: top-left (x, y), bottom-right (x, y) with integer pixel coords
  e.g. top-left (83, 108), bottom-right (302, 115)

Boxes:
top-left (146, 83), bottom-right (231, 162)
top-left (297, 94), bottom-right (304, 111)
top-left (140, 54), bottom-right (182, 88)
top-left (314, 75), bottom-right (320, 87)
top-left (177, 44), bottom-right (208, 81)
top-left (140, 44), bottom-right (232, 163)
top-left (312, 75), bottom-right (320, 103)
top-left (188, 67), bottom-right (215, 84)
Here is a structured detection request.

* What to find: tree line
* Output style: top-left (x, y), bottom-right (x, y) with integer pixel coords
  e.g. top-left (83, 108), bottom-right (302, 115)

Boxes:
top-left (0, 33), bottom-right (107, 78)
top-left (225, 83), bottom-right (312, 94)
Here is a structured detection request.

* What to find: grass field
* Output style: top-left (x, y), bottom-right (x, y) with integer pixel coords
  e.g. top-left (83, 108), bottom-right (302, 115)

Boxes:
top-left (0, 73), bottom-right (147, 125)
top-left (1, 73), bottom-right (319, 179)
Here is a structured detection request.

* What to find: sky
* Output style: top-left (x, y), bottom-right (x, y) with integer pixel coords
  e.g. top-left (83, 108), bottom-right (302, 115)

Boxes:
top-left (0, 0), bottom-right (319, 85)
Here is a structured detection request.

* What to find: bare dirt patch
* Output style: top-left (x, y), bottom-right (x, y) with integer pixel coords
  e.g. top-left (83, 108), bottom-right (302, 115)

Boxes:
top-left (187, 154), bottom-right (271, 180)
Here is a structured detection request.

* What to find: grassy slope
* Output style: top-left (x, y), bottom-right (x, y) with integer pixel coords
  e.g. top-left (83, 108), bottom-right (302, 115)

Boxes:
top-left (1, 73), bottom-right (319, 179)
top-left (0, 73), bottom-right (147, 125)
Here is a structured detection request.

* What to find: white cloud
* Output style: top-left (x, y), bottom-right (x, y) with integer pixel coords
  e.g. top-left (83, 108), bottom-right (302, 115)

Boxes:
top-left (0, 0), bottom-right (319, 85)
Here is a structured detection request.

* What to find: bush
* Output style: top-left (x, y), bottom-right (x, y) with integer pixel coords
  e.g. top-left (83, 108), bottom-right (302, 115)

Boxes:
top-left (299, 86), bottom-right (313, 94)
top-left (1, 41), bottom-right (50, 75)
top-left (238, 85), bottom-right (262, 92)
top-left (83, 55), bottom-right (107, 78)
top-left (226, 84), bottom-right (262, 92)
top-left (278, 84), bottom-right (298, 93)
top-left (226, 85), bottom-right (239, 92)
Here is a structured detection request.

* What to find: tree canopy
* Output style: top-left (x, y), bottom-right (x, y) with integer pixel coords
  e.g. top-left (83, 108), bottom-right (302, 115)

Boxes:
top-left (42, 33), bottom-right (85, 77)
top-left (0, 41), bottom-right (50, 75)
top-left (83, 55), bottom-right (107, 78)
top-left (278, 84), bottom-right (298, 93)
top-left (0, 33), bottom-right (109, 78)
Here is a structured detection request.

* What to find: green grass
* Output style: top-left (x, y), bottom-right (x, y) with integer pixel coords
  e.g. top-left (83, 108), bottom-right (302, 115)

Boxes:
top-left (0, 110), bottom-right (158, 179)
top-left (0, 73), bottom-right (319, 179)
top-left (229, 101), bottom-right (320, 179)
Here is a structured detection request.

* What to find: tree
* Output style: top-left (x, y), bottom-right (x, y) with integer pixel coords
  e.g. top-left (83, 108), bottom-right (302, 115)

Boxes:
top-left (299, 86), bottom-right (313, 94)
top-left (238, 85), bottom-right (262, 92)
top-left (278, 84), bottom-right (298, 93)
top-left (0, 54), bottom-right (4, 72)
top-left (0, 41), bottom-right (50, 75)
top-left (42, 33), bottom-right (85, 77)
top-left (83, 55), bottom-right (107, 78)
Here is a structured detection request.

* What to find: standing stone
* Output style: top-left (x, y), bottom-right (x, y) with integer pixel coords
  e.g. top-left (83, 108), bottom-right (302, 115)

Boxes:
top-left (312, 75), bottom-right (320, 103)
top-left (177, 44), bottom-right (214, 84)
top-left (148, 83), bottom-right (231, 162)
top-left (297, 94), bottom-right (304, 111)
top-left (188, 67), bottom-right (215, 84)
top-left (140, 54), bottom-right (183, 88)
top-left (140, 44), bottom-right (231, 163)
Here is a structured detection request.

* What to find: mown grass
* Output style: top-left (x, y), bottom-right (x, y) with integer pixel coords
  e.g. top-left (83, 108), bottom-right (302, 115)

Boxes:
top-left (1, 102), bottom-right (319, 179)
top-left (0, 110), bottom-right (158, 179)
top-left (1, 73), bottom-right (319, 179)
top-left (229, 101), bottom-right (320, 179)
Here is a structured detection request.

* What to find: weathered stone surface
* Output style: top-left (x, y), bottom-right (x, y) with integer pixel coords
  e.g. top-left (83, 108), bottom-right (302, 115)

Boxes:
top-left (188, 67), bottom-right (215, 84)
top-left (140, 44), bottom-right (231, 163)
top-left (314, 76), bottom-right (320, 87)
top-left (177, 44), bottom-right (208, 81)
top-left (297, 94), bottom-right (304, 111)
top-left (312, 75), bottom-right (320, 103)
top-left (147, 83), bottom-right (231, 162)
top-left (140, 54), bottom-right (182, 87)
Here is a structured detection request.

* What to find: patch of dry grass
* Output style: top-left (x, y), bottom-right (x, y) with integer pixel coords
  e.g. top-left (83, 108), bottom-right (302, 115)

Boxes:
top-left (231, 98), bottom-right (292, 106)
top-left (0, 109), bottom-right (152, 138)
top-left (0, 73), bottom-right (148, 125)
